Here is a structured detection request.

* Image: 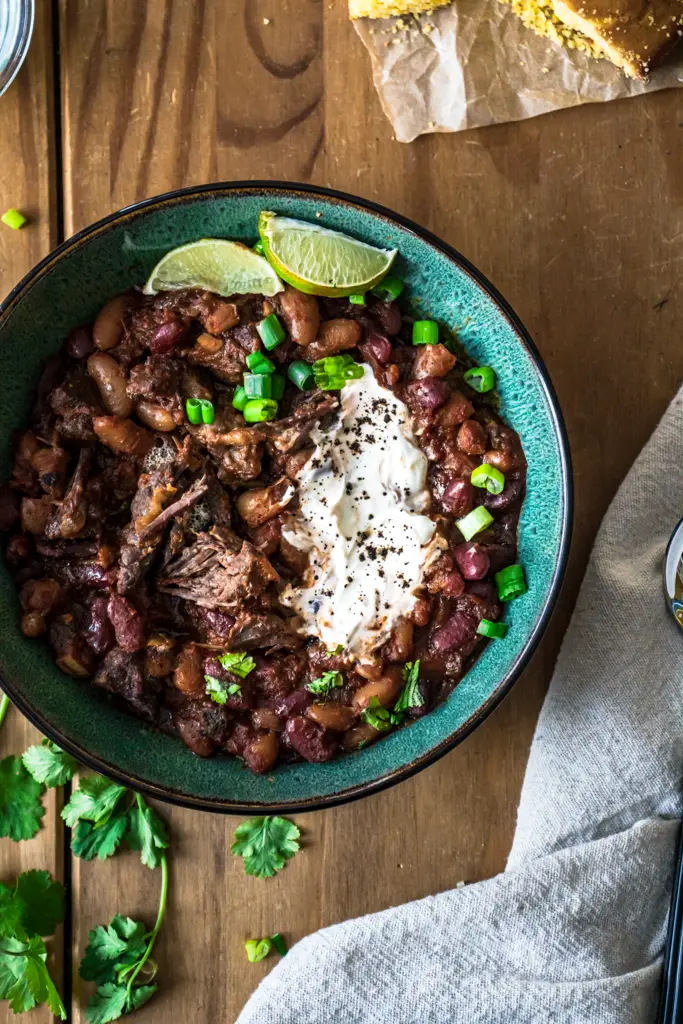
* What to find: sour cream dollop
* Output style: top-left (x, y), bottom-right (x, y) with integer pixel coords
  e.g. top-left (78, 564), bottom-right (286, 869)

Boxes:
top-left (281, 366), bottom-right (439, 658)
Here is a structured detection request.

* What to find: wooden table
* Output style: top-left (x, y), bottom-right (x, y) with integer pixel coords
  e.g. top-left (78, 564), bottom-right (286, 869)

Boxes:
top-left (1, 2), bottom-right (682, 1020)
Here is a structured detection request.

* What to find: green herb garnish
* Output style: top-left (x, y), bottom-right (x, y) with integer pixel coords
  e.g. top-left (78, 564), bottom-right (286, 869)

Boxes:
top-left (232, 817), bottom-right (301, 879)
top-left (218, 652), bottom-right (256, 679)
top-left (205, 676), bottom-right (241, 703)
top-left (306, 671), bottom-right (343, 696)
top-left (361, 696), bottom-right (404, 731)
top-left (62, 778), bottom-right (168, 869)
top-left (22, 739), bottom-right (79, 788)
top-left (394, 660), bottom-right (424, 714)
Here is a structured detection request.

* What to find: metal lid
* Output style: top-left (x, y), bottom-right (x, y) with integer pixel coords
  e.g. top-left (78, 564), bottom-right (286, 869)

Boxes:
top-left (0, 0), bottom-right (35, 98)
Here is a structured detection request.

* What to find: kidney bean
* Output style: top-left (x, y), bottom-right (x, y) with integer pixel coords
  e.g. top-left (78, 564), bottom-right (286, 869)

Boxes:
top-left (84, 596), bottom-right (115, 656)
top-left (341, 723), bottom-right (381, 752)
top-left (145, 634), bottom-right (176, 678)
top-left (442, 570), bottom-right (467, 597)
top-left (93, 295), bottom-right (128, 351)
top-left (252, 708), bottom-right (282, 731)
top-left (87, 353), bottom-right (133, 417)
top-left (372, 300), bottom-right (402, 336)
top-left (285, 716), bottom-right (337, 762)
top-left (303, 319), bottom-right (362, 362)
top-left (135, 400), bottom-right (176, 432)
top-left (269, 688), bottom-right (312, 719)
top-left (277, 286), bottom-right (320, 346)
top-left (196, 332), bottom-right (224, 354)
top-left (457, 419), bottom-right (487, 455)
top-left (412, 343), bottom-right (456, 380)
top-left (107, 594), bottom-right (146, 653)
top-left (441, 478), bottom-right (474, 517)
top-left (360, 333), bottom-right (392, 366)
top-left (484, 479), bottom-right (523, 512)
top-left (480, 542), bottom-right (517, 574)
top-left (174, 716), bottom-right (213, 758)
top-left (149, 319), bottom-right (186, 355)
top-left (454, 542), bottom-right (490, 581)
top-left (353, 667), bottom-right (403, 710)
top-left (437, 391), bottom-right (474, 428)
top-left (483, 448), bottom-right (516, 474)
top-left (21, 496), bottom-right (53, 534)
top-left (306, 702), bottom-right (357, 732)
top-left (67, 326), bottom-right (94, 359)
top-left (21, 611), bottom-right (46, 637)
top-left (249, 518), bottom-right (282, 556)
top-left (93, 416), bottom-right (152, 458)
top-left (466, 580), bottom-right (497, 604)
top-left (243, 731), bottom-right (279, 774)
top-left (406, 377), bottom-right (450, 410)
top-left (431, 611), bottom-right (478, 652)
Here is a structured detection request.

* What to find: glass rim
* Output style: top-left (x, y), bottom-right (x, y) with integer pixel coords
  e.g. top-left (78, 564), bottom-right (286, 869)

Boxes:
top-left (0, 0), bottom-right (35, 99)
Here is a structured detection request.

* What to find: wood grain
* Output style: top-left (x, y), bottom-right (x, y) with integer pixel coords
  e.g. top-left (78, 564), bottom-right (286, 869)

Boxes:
top-left (0, 3), bottom-right (63, 1019)
top-left (56, 0), bottom-right (683, 1020)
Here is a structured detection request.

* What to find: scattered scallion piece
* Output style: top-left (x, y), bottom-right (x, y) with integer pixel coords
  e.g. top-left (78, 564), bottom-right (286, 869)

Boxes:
top-left (464, 366), bottom-right (496, 393)
top-left (232, 386), bottom-right (248, 411)
top-left (185, 398), bottom-right (203, 425)
top-left (477, 619), bottom-right (508, 639)
top-left (349, 293), bottom-right (366, 305)
top-left (244, 373), bottom-right (272, 399)
top-left (218, 652), bottom-right (256, 678)
top-left (257, 313), bottom-right (286, 351)
top-left (199, 399), bottom-right (214, 424)
top-left (243, 399), bottom-right (278, 423)
top-left (270, 933), bottom-right (288, 956)
top-left (245, 938), bottom-right (273, 963)
top-left (246, 351), bottom-right (276, 374)
top-left (288, 360), bottom-right (315, 391)
top-left (326, 644), bottom-right (344, 656)
top-left (495, 564), bottom-right (527, 602)
top-left (271, 374), bottom-right (285, 401)
top-left (312, 355), bottom-right (364, 391)
top-left (371, 275), bottom-right (404, 302)
top-left (412, 320), bottom-right (439, 346)
top-left (1, 208), bottom-right (26, 230)
top-left (456, 505), bottom-right (494, 542)
top-left (471, 464), bottom-right (505, 495)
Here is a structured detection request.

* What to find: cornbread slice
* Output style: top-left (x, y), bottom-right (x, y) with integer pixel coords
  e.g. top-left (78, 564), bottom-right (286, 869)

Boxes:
top-left (551, 0), bottom-right (683, 76)
top-left (499, 0), bottom-right (607, 59)
top-left (349, 0), bottom-right (451, 17)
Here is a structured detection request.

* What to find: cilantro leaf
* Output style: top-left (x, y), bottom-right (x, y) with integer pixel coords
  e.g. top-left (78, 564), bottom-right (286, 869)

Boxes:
top-left (22, 741), bottom-right (78, 787)
top-left (0, 934), bottom-right (66, 1019)
top-left (62, 776), bottom-right (127, 829)
top-left (14, 870), bottom-right (65, 936)
top-left (361, 696), bottom-right (395, 731)
top-left (0, 755), bottom-right (45, 841)
top-left (232, 816), bottom-right (301, 879)
top-left (394, 660), bottom-right (424, 713)
top-left (204, 675), bottom-right (228, 704)
top-left (125, 798), bottom-right (168, 870)
top-left (306, 671), bottom-right (343, 696)
top-left (85, 981), bottom-right (129, 1024)
top-left (128, 984), bottom-right (157, 1012)
top-left (0, 885), bottom-right (23, 939)
top-left (217, 652), bottom-right (255, 678)
top-left (80, 916), bottom-right (147, 986)
top-left (72, 816), bottom-right (129, 862)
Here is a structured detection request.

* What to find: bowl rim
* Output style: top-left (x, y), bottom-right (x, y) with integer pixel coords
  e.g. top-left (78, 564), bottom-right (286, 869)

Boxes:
top-left (0, 180), bottom-right (573, 814)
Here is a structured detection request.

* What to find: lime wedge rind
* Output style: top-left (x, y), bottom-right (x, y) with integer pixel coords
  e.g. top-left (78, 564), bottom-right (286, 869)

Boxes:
top-left (259, 213), bottom-right (397, 297)
top-left (143, 238), bottom-right (284, 298)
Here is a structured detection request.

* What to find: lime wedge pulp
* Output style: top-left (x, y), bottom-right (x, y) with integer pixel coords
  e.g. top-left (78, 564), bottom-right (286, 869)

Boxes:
top-left (258, 212), bottom-right (398, 297)
top-left (143, 238), bottom-right (284, 297)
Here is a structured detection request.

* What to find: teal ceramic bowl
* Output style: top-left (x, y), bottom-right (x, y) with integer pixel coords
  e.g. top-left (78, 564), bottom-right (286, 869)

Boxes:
top-left (0, 183), bottom-right (572, 813)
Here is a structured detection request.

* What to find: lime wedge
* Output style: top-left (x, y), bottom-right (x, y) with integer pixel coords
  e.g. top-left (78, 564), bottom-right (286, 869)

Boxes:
top-left (143, 239), bottom-right (284, 297)
top-left (258, 212), bottom-right (397, 297)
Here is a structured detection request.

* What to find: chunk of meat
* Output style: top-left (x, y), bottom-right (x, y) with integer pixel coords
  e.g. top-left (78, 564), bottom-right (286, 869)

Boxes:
top-left (159, 532), bottom-right (278, 612)
top-left (0, 486), bottom-right (20, 532)
top-left (457, 419), bottom-right (487, 455)
top-left (412, 343), bottom-right (456, 380)
top-left (227, 612), bottom-right (300, 651)
top-left (20, 496), bottom-right (53, 535)
top-left (45, 448), bottom-right (91, 540)
top-left (275, 286), bottom-right (320, 346)
top-left (49, 616), bottom-right (96, 678)
top-left (94, 648), bottom-right (158, 723)
top-left (126, 356), bottom-right (184, 419)
top-left (107, 594), bottom-right (146, 653)
top-left (302, 319), bottom-right (362, 363)
top-left (117, 468), bottom-right (176, 593)
top-left (31, 447), bottom-right (69, 498)
top-left (186, 334), bottom-right (248, 383)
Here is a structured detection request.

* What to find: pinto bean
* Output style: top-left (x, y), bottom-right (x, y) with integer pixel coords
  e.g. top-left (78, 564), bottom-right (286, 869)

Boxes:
top-left (145, 634), bottom-right (176, 678)
top-left (437, 392), bottom-right (474, 429)
top-left (413, 343), bottom-right (456, 380)
top-left (93, 295), bottom-right (128, 351)
top-left (277, 285), bottom-right (320, 346)
top-left (307, 702), bottom-right (357, 732)
top-left (21, 611), bottom-right (46, 637)
top-left (411, 598), bottom-right (431, 627)
top-left (385, 618), bottom-right (414, 662)
top-left (355, 657), bottom-right (384, 680)
top-left (21, 495), bottom-right (53, 534)
top-left (135, 401), bottom-right (176, 432)
top-left (174, 716), bottom-right (213, 758)
top-left (303, 319), bottom-right (362, 363)
top-left (457, 419), bottom-right (487, 455)
top-left (93, 416), bottom-right (152, 458)
top-left (243, 731), bottom-right (279, 774)
top-left (483, 448), bottom-right (516, 474)
top-left (352, 667), bottom-right (403, 710)
top-left (196, 332), bottom-right (224, 354)
top-left (173, 642), bottom-right (205, 698)
top-left (235, 476), bottom-right (296, 527)
top-left (87, 353), bottom-right (133, 417)
top-left (20, 578), bottom-right (61, 614)
top-left (341, 723), bottom-right (381, 752)
top-left (252, 708), bottom-right (282, 731)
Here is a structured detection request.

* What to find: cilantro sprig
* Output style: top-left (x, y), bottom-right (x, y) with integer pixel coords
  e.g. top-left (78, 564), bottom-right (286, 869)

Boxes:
top-left (232, 817), bottom-right (301, 879)
top-left (63, 779), bottom-right (168, 868)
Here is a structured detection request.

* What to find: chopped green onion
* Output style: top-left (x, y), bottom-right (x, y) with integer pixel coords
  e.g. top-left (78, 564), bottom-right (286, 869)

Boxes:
top-left (477, 619), bottom-right (508, 639)
top-left (471, 464), bottom-right (505, 495)
top-left (1, 208), bottom-right (26, 230)
top-left (288, 360), bottom-right (315, 391)
top-left (257, 313), bottom-right (286, 351)
top-left (246, 351), bottom-right (276, 374)
top-left (307, 671), bottom-right (343, 696)
top-left (245, 938), bottom-right (273, 963)
top-left (253, 240), bottom-right (265, 256)
top-left (412, 320), bottom-right (439, 346)
top-left (232, 386), bottom-right (248, 411)
top-left (199, 399), bottom-right (215, 425)
top-left (243, 399), bottom-right (278, 423)
top-left (464, 366), bottom-right (496, 393)
top-left (185, 398), bottom-right (203, 425)
top-left (495, 564), bottom-right (527, 602)
top-left (394, 660), bottom-right (424, 713)
top-left (271, 374), bottom-right (285, 401)
top-left (244, 373), bottom-right (272, 399)
top-left (371, 275), bottom-right (404, 302)
top-left (326, 644), bottom-right (344, 656)
top-left (218, 652), bottom-right (256, 678)
top-left (456, 505), bottom-right (494, 541)
top-left (349, 293), bottom-right (366, 305)
top-left (313, 355), bottom-right (364, 391)
top-left (270, 933), bottom-right (288, 956)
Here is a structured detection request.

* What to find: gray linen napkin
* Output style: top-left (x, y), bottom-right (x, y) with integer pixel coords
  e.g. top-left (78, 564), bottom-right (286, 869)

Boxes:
top-left (238, 388), bottom-right (683, 1024)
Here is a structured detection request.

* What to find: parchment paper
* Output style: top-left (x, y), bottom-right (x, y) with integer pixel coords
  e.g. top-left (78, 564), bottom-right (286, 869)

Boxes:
top-left (353, 1), bottom-right (683, 141)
